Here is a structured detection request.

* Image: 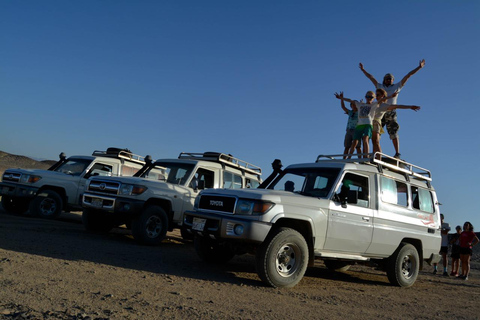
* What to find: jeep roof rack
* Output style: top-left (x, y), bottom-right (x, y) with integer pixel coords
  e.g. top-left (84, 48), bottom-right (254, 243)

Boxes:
top-left (178, 152), bottom-right (262, 176)
top-left (92, 148), bottom-right (145, 164)
top-left (316, 152), bottom-right (432, 182)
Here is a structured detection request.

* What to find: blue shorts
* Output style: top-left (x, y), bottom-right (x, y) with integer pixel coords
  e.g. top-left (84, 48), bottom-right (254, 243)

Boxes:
top-left (353, 125), bottom-right (372, 140)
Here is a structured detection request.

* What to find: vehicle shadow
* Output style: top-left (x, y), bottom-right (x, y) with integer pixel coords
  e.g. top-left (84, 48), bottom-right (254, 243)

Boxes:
top-left (0, 210), bottom-right (263, 287)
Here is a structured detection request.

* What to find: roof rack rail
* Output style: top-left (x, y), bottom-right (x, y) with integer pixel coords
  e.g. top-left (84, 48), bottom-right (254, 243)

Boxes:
top-left (92, 148), bottom-right (146, 164)
top-left (316, 152), bottom-right (432, 182)
top-left (178, 152), bottom-right (262, 176)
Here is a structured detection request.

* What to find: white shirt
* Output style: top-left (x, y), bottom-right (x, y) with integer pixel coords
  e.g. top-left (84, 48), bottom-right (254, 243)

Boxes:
top-left (354, 101), bottom-right (379, 126)
top-left (376, 82), bottom-right (403, 104)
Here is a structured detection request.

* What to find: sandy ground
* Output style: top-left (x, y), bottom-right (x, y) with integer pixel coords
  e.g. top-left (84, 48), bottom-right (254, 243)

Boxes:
top-left (1, 209), bottom-right (480, 320)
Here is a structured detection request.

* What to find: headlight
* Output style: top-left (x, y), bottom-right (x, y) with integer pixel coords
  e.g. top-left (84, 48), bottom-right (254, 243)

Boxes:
top-left (20, 174), bottom-right (41, 184)
top-left (119, 184), bottom-right (147, 195)
top-left (235, 199), bottom-right (274, 216)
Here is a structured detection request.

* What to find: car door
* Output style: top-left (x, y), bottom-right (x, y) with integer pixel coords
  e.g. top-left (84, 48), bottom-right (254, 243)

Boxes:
top-left (324, 172), bottom-right (374, 254)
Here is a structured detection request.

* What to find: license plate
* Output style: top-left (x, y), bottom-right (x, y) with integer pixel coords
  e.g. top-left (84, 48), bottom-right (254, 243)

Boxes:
top-left (192, 217), bottom-right (206, 231)
top-left (91, 198), bottom-right (103, 208)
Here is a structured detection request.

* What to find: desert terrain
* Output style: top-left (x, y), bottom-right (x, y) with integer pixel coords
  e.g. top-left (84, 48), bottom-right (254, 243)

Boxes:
top-left (0, 151), bottom-right (479, 319)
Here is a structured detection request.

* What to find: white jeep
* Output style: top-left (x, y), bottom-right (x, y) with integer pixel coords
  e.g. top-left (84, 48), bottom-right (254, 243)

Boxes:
top-left (0, 148), bottom-right (146, 218)
top-left (81, 152), bottom-right (262, 245)
top-left (183, 153), bottom-right (442, 288)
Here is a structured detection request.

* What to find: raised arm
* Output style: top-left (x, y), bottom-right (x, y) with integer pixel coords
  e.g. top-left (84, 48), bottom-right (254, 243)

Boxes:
top-left (334, 92), bottom-right (355, 103)
top-left (400, 59), bottom-right (426, 86)
top-left (359, 63), bottom-right (378, 86)
top-left (387, 104), bottom-right (421, 111)
top-left (337, 92), bottom-right (349, 113)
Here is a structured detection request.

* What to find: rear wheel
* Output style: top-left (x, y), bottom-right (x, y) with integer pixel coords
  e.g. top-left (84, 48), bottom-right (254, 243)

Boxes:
top-left (386, 242), bottom-right (419, 287)
top-left (1, 196), bottom-right (29, 215)
top-left (194, 236), bottom-right (235, 264)
top-left (30, 190), bottom-right (63, 219)
top-left (255, 228), bottom-right (308, 288)
top-left (82, 208), bottom-right (115, 233)
top-left (131, 205), bottom-right (168, 245)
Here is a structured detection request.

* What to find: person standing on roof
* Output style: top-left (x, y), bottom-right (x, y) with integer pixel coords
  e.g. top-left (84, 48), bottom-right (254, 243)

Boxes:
top-left (337, 91), bottom-right (362, 158)
top-left (359, 59), bottom-right (425, 158)
top-left (372, 89), bottom-right (420, 155)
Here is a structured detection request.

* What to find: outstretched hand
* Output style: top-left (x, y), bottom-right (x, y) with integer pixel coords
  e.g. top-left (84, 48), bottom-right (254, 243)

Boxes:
top-left (334, 91), bottom-right (343, 99)
top-left (359, 63), bottom-right (364, 70)
top-left (419, 59), bottom-right (425, 68)
top-left (412, 106), bottom-right (421, 111)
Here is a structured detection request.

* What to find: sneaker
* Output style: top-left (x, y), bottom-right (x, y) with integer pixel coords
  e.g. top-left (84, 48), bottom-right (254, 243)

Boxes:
top-left (394, 153), bottom-right (401, 159)
top-left (433, 269), bottom-right (437, 275)
top-left (464, 276), bottom-right (469, 281)
top-left (443, 271), bottom-right (449, 276)
top-left (457, 275), bottom-right (466, 279)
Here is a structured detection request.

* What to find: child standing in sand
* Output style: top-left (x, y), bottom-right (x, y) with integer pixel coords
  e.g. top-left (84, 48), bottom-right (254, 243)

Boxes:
top-left (458, 221), bottom-right (479, 280)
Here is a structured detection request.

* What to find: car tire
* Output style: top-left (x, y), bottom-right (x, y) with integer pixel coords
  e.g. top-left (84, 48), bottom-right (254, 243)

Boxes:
top-left (1, 196), bottom-right (30, 215)
top-left (82, 208), bottom-right (114, 234)
top-left (30, 190), bottom-right (63, 219)
top-left (131, 205), bottom-right (168, 245)
top-left (194, 235), bottom-right (235, 264)
top-left (255, 227), bottom-right (308, 288)
top-left (386, 242), bottom-right (419, 287)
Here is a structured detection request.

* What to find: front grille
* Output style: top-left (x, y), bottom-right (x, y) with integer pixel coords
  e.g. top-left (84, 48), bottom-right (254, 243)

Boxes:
top-left (199, 195), bottom-right (236, 213)
top-left (2, 172), bottom-right (21, 183)
top-left (88, 180), bottom-right (120, 195)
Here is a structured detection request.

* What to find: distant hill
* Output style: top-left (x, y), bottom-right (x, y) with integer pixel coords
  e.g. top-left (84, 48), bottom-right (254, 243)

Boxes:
top-left (0, 150), bottom-right (56, 176)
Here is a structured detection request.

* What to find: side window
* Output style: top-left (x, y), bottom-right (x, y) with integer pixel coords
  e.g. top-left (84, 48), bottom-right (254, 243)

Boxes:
top-left (246, 178), bottom-right (260, 189)
top-left (223, 172), bottom-right (242, 189)
top-left (121, 165), bottom-right (140, 177)
top-left (335, 173), bottom-right (369, 208)
top-left (411, 187), bottom-right (434, 213)
top-left (86, 163), bottom-right (113, 178)
top-left (193, 168), bottom-right (214, 189)
top-left (380, 176), bottom-right (408, 207)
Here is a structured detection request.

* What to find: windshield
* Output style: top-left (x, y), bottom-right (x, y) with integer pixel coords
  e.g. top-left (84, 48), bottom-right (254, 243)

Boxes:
top-left (55, 159), bottom-right (92, 176)
top-left (145, 162), bottom-right (195, 185)
top-left (270, 167), bottom-right (341, 198)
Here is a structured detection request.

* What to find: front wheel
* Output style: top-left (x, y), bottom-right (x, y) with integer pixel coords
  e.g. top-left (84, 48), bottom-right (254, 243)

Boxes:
top-left (131, 205), bottom-right (168, 245)
top-left (194, 236), bottom-right (235, 264)
top-left (82, 208), bottom-right (115, 234)
top-left (1, 196), bottom-right (30, 215)
top-left (386, 242), bottom-right (419, 287)
top-left (30, 190), bottom-right (63, 219)
top-left (255, 228), bottom-right (308, 288)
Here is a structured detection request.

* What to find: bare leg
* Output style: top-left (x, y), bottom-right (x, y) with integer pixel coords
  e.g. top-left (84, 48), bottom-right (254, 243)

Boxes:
top-left (393, 137), bottom-right (400, 155)
top-left (362, 136), bottom-right (369, 157)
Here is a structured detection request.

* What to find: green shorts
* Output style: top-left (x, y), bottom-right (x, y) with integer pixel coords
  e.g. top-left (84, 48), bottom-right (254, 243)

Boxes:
top-left (353, 124), bottom-right (372, 140)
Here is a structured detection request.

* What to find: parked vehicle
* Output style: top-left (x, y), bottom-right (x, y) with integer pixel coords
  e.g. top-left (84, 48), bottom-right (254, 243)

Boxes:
top-left (81, 152), bottom-right (262, 245)
top-left (0, 148), bottom-right (146, 218)
top-left (184, 153), bottom-right (441, 288)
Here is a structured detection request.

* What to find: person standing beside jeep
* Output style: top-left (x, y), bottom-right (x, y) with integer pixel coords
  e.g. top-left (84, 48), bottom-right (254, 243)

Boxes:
top-left (433, 213), bottom-right (450, 276)
top-left (359, 59), bottom-right (425, 158)
top-left (450, 225), bottom-right (462, 277)
top-left (458, 222), bottom-right (479, 280)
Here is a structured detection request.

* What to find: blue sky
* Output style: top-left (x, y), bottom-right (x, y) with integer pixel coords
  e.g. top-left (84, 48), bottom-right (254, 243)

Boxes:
top-left (1, 1), bottom-right (479, 229)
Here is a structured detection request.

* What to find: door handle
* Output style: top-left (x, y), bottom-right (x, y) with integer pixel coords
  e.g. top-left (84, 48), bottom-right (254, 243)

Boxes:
top-left (362, 217), bottom-right (370, 222)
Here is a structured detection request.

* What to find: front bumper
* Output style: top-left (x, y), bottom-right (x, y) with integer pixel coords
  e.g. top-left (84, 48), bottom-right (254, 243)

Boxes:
top-left (0, 182), bottom-right (38, 199)
top-left (183, 210), bottom-right (272, 243)
top-left (82, 192), bottom-right (144, 215)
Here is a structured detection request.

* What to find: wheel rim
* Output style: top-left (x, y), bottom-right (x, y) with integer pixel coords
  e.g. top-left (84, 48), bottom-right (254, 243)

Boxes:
top-left (275, 243), bottom-right (301, 278)
top-left (401, 254), bottom-right (416, 280)
top-left (39, 198), bottom-right (57, 216)
top-left (145, 216), bottom-right (162, 238)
